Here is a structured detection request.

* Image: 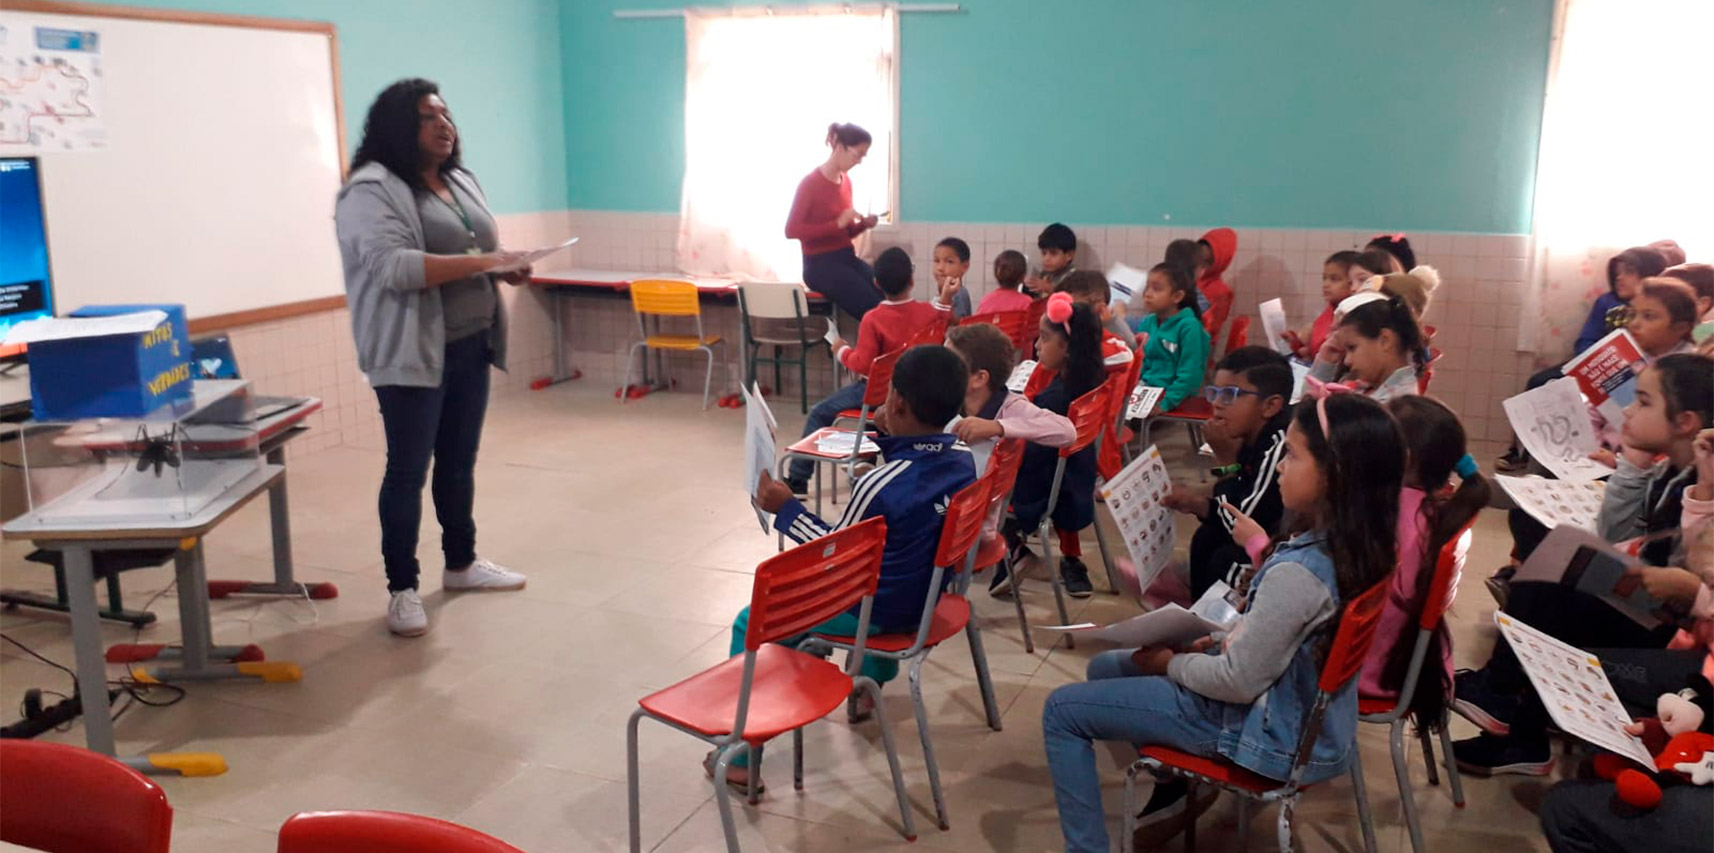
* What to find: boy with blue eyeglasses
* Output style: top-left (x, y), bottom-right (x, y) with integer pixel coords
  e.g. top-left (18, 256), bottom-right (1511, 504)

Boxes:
top-left (1161, 347), bottom-right (1294, 598)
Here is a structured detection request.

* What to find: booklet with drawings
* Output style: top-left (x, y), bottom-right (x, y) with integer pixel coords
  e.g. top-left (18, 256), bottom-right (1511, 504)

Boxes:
top-left (1495, 613), bottom-right (1656, 768)
top-left (1562, 328), bottom-right (1646, 428)
top-left (1512, 524), bottom-right (1671, 629)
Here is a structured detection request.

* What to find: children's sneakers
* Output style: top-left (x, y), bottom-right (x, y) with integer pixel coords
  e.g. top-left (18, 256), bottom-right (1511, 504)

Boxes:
top-left (1060, 557), bottom-right (1094, 598)
top-left (1452, 732), bottom-right (1553, 777)
top-left (442, 557), bottom-right (527, 592)
top-left (1451, 668), bottom-right (1519, 736)
top-left (387, 589), bottom-right (428, 637)
top-left (1131, 779), bottom-right (1220, 848)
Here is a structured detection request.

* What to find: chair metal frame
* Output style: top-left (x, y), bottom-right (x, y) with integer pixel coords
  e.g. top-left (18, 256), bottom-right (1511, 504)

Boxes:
top-left (976, 439), bottom-right (1038, 653)
top-left (621, 279), bottom-right (726, 410)
top-left (1121, 580), bottom-right (1391, 853)
top-left (625, 517), bottom-right (916, 853)
top-left (1015, 384), bottom-right (1112, 651)
top-left (1348, 522), bottom-right (1474, 853)
top-left (804, 473), bottom-right (1003, 830)
top-left (779, 348), bottom-right (901, 517)
top-left (737, 282), bottom-right (829, 415)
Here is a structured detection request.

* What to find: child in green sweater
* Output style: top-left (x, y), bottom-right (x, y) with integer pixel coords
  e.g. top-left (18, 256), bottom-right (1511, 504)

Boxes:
top-left (1130, 262), bottom-right (1211, 412)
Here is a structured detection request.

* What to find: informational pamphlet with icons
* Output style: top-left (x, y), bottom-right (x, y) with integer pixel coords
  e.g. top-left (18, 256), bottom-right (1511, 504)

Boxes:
top-left (1098, 444), bottom-right (1176, 598)
top-left (1495, 613), bottom-right (1654, 768)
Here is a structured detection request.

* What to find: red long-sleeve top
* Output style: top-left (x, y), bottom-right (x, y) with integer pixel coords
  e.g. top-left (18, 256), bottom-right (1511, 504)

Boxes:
top-left (785, 169), bottom-right (866, 256)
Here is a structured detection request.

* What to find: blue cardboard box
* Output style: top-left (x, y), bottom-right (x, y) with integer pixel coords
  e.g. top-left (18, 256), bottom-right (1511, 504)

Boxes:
top-left (28, 304), bottom-right (193, 420)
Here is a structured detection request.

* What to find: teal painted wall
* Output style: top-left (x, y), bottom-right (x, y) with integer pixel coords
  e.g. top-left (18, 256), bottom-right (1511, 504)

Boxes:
top-left (561, 0), bottom-right (1552, 233)
top-left (79, 0), bottom-right (569, 214)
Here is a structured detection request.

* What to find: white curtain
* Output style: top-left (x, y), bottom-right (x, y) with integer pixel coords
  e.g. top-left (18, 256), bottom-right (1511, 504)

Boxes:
top-left (678, 9), bottom-right (897, 280)
top-left (1521, 0), bottom-right (1714, 357)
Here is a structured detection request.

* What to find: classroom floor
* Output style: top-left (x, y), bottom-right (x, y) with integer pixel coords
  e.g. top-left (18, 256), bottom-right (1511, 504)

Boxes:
top-left (0, 382), bottom-right (1552, 852)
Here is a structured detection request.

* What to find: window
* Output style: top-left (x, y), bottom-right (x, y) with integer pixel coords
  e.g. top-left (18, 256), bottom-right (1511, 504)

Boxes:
top-left (677, 9), bottom-right (898, 280)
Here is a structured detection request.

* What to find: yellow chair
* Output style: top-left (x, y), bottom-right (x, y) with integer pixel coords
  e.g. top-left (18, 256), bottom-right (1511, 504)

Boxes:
top-left (622, 279), bottom-right (725, 409)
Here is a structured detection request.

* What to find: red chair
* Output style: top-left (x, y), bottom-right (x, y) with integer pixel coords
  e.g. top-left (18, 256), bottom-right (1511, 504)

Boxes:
top-left (1017, 385), bottom-right (1111, 650)
top-left (1349, 522), bottom-right (1475, 853)
top-left (626, 517), bottom-right (916, 852)
top-left (1121, 579), bottom-right (1390, 853)
top-left (810, 473), bottom-right (1000, 830)
top-left (785, 348), bottom-right (901, 514)
top-left (1138, 395), bottom-right (1215, 453)
top-left (904, 316), bottom-right (951, 349)
top-left (960, 309), bottom-right (1033, 354)
top-left (1418, 347), bottom-right (1444, 394)
top-left (0, 740), bottom-right (172, 853)
top-left (973, 439), bottom-right (1039, 652)
top-left (276, 810), bottom-right (524, 853)
top-left (1090, 353), bottom-right (1146, 595)
top-left (1225, 315), bottom-right (1251, 354)
top-left (1020, 297), bottom-right (1048, 358)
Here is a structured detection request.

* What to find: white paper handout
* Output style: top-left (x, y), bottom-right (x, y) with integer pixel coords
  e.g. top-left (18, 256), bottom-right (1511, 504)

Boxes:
top-left (1258, 298), bottom-right (1291, 355)
top-left (1126, 385), bottom-right (1165, 421)
top-left (1494, 613), bottom-right (1655, 768)
top-left (1513, 525), bottom-right (1665, 629)
top-left (741, 382), bottom-right (778, 532)
top-left (1289, 360), bottom-right (1312, 404)
top-left (1098, 444), bottom-right (1177, 599)
top-left (2, 310), bottom-right (168, 345)
top-left (489, 237), bottom-right (580, 273)
top-left (1006, 360), bottom-right (1038, 394)
top-left (814, 431), bottom-right (880, 456)
top-left (1044, 581), bottom-right (1241, 647)
top-left (1106, 262), bottom-right (1149, 308)
top-left (1496, 475), bottom-right (1607, 532)
top-left (823, 318), bottom-right (841, 348)
top-left (1503, 377), bottom-right (1610, 482)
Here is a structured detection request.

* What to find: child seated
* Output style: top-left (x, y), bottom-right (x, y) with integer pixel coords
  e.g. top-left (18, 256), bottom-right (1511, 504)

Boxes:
top-left (944, 322), bottom-right (1074, 476)
top-left (999, 295), bottom-right (1107, 598)
top-left (1194, 228), bottom-right (1238, 341)
top-left (1055, 269), bottom-right (1136, 369)
top-left (1024, 223), bottom-right (1079, 297)
top-left (1309, 292), bottom-right (1426, 403)
top-left (1453, 353), bottom-right (1713, 776)
top-left (1588, 278), bottom-right (1702, 454)
top-left (1577, 246), bottom-right (1669, 355)
top-left (1130, 263), bottom-right (1210, 413)
top-left (784, 247), bottom-right (958, 494)
top-left (1366, 233), bottom-right (1417, 271)
top-left (934, 236), bottom-right (974, 320)
top-left (1042, 394), bottom-right (1405, 852)
top-left (1289, 251), bottom-right (1360, 360)
top-left (977, 249), bottom-right (1036, 314)
top-left (1161, 347), bottom-right (1293, 598)
top-left (1661, 263), bottom-right (1714, 344)
top-left (1361, 397), bottom-right (1489, 714)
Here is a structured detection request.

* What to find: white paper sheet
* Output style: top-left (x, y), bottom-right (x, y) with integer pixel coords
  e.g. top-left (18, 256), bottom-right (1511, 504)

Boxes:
top-left (1503, 377), bottom-right (1610, 482)
top-left (823, 317), bottom-right (841, 347)
top-left (814, 431), bottom-right (879, 455)
top-left (1044, 582), bottom-right (1239, 646)
top-left (741, 382), bottom-right (778, 532)
top-left (1126, 385), bottom-right (1165, 421)
top-left (2, 310), bottom-right (168, 345)
top-left (1006, 360), bottom-right (1038, 394)
top-left (1106, 262), bottom-right (1149, 308)
top-left (1496, 475), bottom-right (1607, 532)
top-left (489, 237), bottom-right (580, 273)
top-left (1099, 444), bottom-right (1177, 600)
top-left (1289, 360), bottom-right (1312, 404)
top-left (1494, 613), bottom-right (1655, 768)
top-left (1258, 298), bottom-right (1291, 355)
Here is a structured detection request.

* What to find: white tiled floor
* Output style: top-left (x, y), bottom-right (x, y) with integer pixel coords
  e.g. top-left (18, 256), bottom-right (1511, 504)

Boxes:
top-left (0, 382), bottom-right (1551, 852)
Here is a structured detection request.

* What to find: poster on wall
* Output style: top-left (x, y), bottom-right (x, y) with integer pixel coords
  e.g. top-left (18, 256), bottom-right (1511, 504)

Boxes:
top-left (0, 20), bottom-right (108, 152)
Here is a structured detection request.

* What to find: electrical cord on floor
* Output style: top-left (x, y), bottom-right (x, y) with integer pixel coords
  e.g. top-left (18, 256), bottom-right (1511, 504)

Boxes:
top-left (2, 627), bottom-right (187, 733)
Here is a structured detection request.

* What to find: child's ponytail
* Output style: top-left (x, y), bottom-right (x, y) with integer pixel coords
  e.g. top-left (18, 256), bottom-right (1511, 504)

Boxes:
top-left (1341, 294), bottom-right (1431, 369)
top-left (1062, 301), bottom-right (1106, 400)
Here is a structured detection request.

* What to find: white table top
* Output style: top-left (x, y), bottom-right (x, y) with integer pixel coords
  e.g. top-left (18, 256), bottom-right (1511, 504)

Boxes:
top-left (531, 267), bottom-right (793, 292)
top-left (2, 463), bottom-right (283, 540)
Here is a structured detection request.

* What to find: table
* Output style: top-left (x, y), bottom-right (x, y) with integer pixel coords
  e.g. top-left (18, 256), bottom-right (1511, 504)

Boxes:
top-left (528, 268), bottom-right (829, 389)
top-left (2, 464), bottom-right (297, 776)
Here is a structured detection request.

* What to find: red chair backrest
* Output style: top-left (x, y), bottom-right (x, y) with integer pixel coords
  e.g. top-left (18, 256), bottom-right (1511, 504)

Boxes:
top-left (0, 740), bottom-right (172, 853)
top-left (1417, 520), bottom-right (1475, 631)
top-left (1020, 298), bottom-right (1048, 355)
top-left (1021, 361), bottom-right (1053, 400)
top-left (743, 516), bottom-right (887, 650)
top-left (277, 810), bottom-right (525, 853)
top-left (862, 348), bottom-right (904, 409)
top-left (1105, 348), bottom-right (1145, 425)
top-left (985, 438), bottom-right (1026, 497)
top-left (1315, 580), bottom-right (1391, 693)
top-left (960, 309), bottom-right (1032, 354)
top-left (1225, 315), bottom-right (1251, 354)
top-left (1062, 385), bottom-right (1111, 457)
top-left (905, 317), bottom-right (950, 349)
top-left (933, 471), bottom-right (994, 569)
top-left (1418, 347), bottom-right (1444, 395)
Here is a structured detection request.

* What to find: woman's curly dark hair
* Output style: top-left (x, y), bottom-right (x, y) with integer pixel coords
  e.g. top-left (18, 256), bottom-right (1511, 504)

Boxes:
top-left (351, 78), bottom-right (461, 189)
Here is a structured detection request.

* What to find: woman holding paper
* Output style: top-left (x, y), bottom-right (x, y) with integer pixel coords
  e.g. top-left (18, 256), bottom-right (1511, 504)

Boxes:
top-left (784, 122), bottom-right (883, 321)
top-left (335, 78), bottom-right (531, 638)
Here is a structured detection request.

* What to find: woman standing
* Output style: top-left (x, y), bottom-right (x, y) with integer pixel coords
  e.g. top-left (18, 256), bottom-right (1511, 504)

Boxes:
top-left (785, 122), bottom-right (883, 321)
top-left (334, 78), bottom-right (529, 638)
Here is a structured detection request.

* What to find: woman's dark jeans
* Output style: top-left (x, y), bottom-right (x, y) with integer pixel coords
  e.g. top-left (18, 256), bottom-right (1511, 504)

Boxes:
top-left (803, 248), bottom-right (881, 322)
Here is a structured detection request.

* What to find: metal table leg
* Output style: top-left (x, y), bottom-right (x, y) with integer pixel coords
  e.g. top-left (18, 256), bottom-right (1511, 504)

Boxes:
top-left (134, 538), bottom-right (300, 685)
top-left (203, 445), bottom-right (337, 601)
top-left (61, 544), bottom-right (117, 757)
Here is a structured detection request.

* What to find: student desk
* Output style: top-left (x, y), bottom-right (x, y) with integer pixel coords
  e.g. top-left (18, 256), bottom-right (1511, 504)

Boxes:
top-left (1, 464), bottom-right (296, 777)
top-left (528, 268), bottom-right (831, 389)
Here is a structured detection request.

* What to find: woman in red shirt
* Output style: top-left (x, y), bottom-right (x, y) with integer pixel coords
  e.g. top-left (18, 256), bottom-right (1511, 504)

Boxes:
top-left (785, 122), bottom-right (883, 320)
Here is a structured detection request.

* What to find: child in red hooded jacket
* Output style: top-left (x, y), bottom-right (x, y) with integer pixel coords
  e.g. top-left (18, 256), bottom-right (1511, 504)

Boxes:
top-left (1196, 228), bottom-right (1238, 343)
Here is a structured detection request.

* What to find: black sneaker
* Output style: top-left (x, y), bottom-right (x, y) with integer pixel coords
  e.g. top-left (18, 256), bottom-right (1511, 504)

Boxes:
top-left (1131, 779), bottom-right (1219, 848)
top-left (783, 477), bottom-right (810, 500)
top-left (1452, 732), bottom-right (1553, 777)
top-left (1451, 668), bottom-right (1518, 736)
top-left (1061, 557), bottom-right (1094, 598)
top-left (988, 561), bottom-right (1014, 597)
top-left (1495, 446), bottom-right (1530, 473)
top-left (1485, 566), bottom-right (1517, 608)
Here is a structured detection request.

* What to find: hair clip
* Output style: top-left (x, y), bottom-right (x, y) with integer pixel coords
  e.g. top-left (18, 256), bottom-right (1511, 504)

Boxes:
top-left (1455, 453), bottom-right (1480, 480)
top-left (1302, 375), bottom-right (1356, 401)
top-left (1045, 292), bottom-right (1074, 335)
top-left (1333, 290), bottom-right (1388, 322)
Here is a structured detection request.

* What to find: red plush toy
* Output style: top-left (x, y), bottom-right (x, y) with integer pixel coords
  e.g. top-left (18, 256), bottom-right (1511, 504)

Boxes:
top-left (1591, 684), bottom-right (1714, 809)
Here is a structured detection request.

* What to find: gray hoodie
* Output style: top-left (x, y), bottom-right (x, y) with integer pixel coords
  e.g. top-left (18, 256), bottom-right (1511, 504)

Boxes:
top-left (334, 162), bottom-right (509, 387)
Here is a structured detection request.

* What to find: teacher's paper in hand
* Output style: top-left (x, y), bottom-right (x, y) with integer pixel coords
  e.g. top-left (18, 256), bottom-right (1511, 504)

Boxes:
top-left (491, 237), bottom-right (580, 273)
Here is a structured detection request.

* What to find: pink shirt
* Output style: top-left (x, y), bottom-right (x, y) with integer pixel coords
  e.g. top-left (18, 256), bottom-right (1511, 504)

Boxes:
top-left (1360, 488), bottom-right (1468, 703)
top-left (976, 288), bottom-right (1035, 314)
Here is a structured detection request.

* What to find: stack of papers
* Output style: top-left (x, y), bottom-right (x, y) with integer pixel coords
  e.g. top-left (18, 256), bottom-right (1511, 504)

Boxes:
top-left (1044, 581), bottom-right (1240, 646)
top-left (815, 432), bottom-right (879, 456)
top-left (1006, 360), bottom-right (1038, 394)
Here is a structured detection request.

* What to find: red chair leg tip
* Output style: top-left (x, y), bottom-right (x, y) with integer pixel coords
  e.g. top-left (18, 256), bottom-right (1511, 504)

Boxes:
top-left (206, 580), bottom-right (250, 598)
top-left (1455, 802), bottom-right (1467, 809)
top-left (234, 644), bottom-right (266, 662)
top-left (905, 835), bottom-right (917, 843)
top-left (938, 821), bottom-right (950, 831)
top-left (307, 582), bottom-right (339, 599)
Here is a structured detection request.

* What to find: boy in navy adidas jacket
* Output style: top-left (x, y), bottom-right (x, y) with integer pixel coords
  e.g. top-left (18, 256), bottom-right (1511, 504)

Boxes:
top-left (744, 344), bottom-right (978, 689)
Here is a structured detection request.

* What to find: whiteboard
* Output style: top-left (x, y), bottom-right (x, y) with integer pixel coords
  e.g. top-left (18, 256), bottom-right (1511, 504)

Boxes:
top-left (0, 7), bottom-right (344, 322)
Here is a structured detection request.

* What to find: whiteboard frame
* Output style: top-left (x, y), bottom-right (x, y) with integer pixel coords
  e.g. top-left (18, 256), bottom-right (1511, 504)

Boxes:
top-left (6, 0), bottom-right (348, 333)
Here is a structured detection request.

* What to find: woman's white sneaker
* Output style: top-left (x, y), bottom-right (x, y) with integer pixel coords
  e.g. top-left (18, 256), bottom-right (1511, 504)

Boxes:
top-left (387, 589), bottom-right (429, 637)
top-left (443, 557), bottom-right (526, 592)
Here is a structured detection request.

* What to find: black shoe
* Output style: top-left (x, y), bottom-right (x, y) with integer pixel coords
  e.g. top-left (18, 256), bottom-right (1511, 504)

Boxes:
top-left (988, 561), bottom-right (1014, 597)
top-left (1495, 447), bottom-right (1530, 473)
top-left (1060, 557), bottom-right (1094, 598)
top-left (1452, 732), bottom-right (1553, 777)
top-left (1485, 566), bottom-right (1516, 608)
top-left (1451, 668), bottom-right (1519, 736)
top-left (1131, 779), bottom-right (1219, 847)
top-left (783, 477), bottom-right (810, 500)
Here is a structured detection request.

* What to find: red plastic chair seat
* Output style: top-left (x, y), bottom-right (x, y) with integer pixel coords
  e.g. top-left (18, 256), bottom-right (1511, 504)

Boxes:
top-left (277, 810), bottom-right (525, 853)
top-left (836, 408), bottom-right (863, 420)
top-left (1139, 745), bottom-right (1287, 795)
top-left (1157, 397), bottom-right (1214, 421)
top-left (1358, 697), bottom-right (1397, 717)
top-left (973, 533), bottom-right (1006, 570)
top-left (785, 427), bottom-right (879, 460)
top-left (638, 644), bottom-right (853, 744)
top-left (816, 594), bottom-right (970, 653)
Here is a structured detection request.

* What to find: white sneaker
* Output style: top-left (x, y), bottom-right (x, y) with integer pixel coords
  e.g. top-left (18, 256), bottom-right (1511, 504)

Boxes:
top-left (387, 589), bottom-right (429, 637)
top-left (442, 557), bottom-right (526, 592)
